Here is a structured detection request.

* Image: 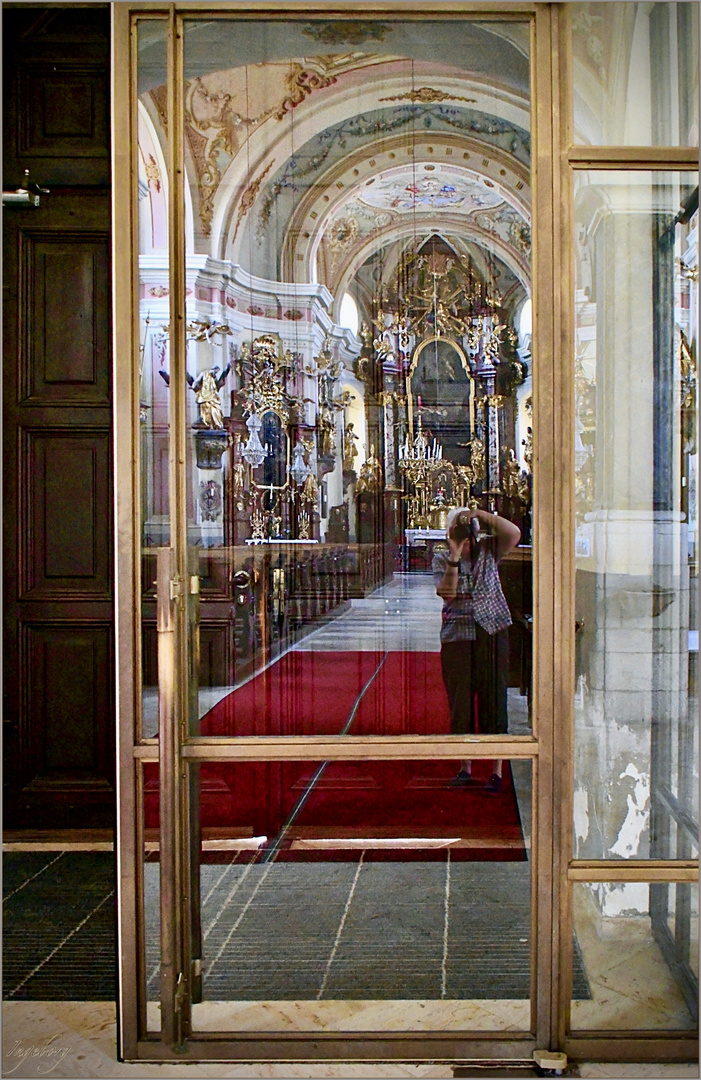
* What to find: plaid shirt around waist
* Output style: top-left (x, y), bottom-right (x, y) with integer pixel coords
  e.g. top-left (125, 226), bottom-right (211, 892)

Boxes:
top-left (432, 546), bottom-right (512, 642)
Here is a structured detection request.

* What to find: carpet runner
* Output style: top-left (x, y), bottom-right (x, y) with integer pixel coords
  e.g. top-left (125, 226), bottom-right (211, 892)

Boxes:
top-left (144, 651), bottom-right (527, 862)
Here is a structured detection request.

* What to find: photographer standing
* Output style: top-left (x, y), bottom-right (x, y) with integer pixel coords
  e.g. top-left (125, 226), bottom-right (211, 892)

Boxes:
top-left (433, 507), bottom-right (521, 792)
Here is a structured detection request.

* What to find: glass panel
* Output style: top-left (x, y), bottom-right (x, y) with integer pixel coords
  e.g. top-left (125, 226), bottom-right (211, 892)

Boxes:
top-left (570, 881), bottom-right (699, 1030)
top-left (660, 881), bottom-right (699, 983)
top-left (574, 171), bottom-right (699, 860)
top-left (143, 762), bottom-right (161, 1033)
top-left (137, 19), bottom-right (169, 741)
top-left (571, 2), bottom-right (699, 147)
top-left (181, 757), bottom-right (533, 1032)
top-left (165, 16), bottom-right (534, 739)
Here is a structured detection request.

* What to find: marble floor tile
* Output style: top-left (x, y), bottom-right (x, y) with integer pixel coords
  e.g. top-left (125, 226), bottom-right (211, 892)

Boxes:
top-left (190, 998), bottom-right (531, 1032)
top-left (3, 1004), bottom-right (696, 1077)
top-left (571, 886), bottom-right (696, 1031)
top-left (0, 1002), bottom-right (451, 1078)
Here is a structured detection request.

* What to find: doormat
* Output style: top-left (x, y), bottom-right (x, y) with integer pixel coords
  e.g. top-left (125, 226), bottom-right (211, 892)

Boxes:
top-left (3, 853), bottom-right (591, 1002)
top-left (3, 852), bottom-right (115, 1001)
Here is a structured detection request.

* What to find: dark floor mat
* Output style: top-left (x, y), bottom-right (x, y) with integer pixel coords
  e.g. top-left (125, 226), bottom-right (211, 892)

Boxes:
top-left (3, 852), bottom-right (116, 1001)
top-left (4, 852), bottom-right (591, 1002)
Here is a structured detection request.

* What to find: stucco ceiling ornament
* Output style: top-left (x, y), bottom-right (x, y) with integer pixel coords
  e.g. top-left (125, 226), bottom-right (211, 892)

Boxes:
top-left (327, 215), bottom-right (360, 253)
top-left (183, 63), bottom-right (338, 235)
top-left (379, 87), bottom-right (477, 105)
top-left (144, 154), bottom-right (161, 192)
top-left (232, 162), bottom-right (274, 242)
top-left (474, 205), bottom-right (531, 257)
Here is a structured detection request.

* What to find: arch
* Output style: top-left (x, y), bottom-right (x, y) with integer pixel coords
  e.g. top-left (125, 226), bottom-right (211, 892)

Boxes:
top-left (283, 130), bottom-right (530, 286)
top-left (208, 61), bottom-right (530, 265)
top-left (329, 214), bottom-right (531, 305)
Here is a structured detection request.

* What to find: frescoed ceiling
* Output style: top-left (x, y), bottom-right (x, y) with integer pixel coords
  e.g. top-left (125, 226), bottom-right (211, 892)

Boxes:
top-left (236, 101), bottom-right (530, 282)
top-left (309, 161), bottom-right (531, 299)
top-left (137, 16), bottom-right (534, 301)
top-left (355, 164), bottom-right (506, 213)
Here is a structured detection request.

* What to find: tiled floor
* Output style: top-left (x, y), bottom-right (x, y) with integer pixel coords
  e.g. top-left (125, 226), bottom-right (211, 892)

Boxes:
top-left (2, 1002), bottom-right (699, 1079)
top-left (4, 575), bottom-right (697, 1074)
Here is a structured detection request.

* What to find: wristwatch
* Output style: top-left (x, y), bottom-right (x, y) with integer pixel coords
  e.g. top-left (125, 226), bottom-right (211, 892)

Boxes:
top-left (447, 559), bottom-right (461, 567)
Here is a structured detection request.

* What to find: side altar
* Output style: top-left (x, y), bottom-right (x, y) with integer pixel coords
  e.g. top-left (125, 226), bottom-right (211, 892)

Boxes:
top-left (404, 528), bottom-right (450, 573)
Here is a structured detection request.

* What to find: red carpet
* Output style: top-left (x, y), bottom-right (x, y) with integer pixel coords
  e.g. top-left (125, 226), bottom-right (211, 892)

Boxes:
top-left (145, 652), bottom-right (527, 861)
top-left (198, 650), bottom-right (451, 737)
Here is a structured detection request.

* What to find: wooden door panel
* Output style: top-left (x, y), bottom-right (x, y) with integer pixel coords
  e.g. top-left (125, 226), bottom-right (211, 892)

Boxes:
top-left (3, 6), bottom-right (113, 830)
top-left (19, 427), bottom-right (112, 600)
top-left (20, 230), bottom-right (111, 404)
top-left (18, 60), bottom-right (109, 161)
top-left (20, 621), bottom-right (114, 794)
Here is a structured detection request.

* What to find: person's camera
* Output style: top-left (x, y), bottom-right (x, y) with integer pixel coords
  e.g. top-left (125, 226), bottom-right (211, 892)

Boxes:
top-left (448, 514), bottom-right (472, 545)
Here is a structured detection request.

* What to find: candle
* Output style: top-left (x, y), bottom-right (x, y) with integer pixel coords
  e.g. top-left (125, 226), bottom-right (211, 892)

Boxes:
top-left (417, 394), bottom-right (422, 410)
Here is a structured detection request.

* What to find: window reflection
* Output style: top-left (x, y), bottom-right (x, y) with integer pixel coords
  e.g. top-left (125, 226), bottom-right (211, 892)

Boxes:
top-left (137, 18), bottom-right (534, 740)
top-left (574, 173), bottom-right (699, 862)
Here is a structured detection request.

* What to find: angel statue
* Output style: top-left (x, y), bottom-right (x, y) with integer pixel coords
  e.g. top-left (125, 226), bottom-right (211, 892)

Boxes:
top-left (158, 361), bottom-right (231, 430)
top-left (192, 364), bottom-right (231, 429)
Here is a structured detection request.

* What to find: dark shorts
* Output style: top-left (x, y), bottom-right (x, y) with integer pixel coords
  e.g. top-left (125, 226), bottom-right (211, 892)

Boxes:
top-left (440, 627), bottom-right (509, 735)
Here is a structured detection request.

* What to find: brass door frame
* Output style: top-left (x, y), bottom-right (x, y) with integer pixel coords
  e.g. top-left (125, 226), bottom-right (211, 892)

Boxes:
top-left (555, 4), bottom-right (700, 1063)
top-left (112, 1), bottom-right (699, 1064)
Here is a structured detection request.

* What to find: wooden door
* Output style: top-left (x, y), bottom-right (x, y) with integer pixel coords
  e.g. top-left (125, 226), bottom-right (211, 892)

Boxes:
top-left (2, 5), bottom-right (114, 830)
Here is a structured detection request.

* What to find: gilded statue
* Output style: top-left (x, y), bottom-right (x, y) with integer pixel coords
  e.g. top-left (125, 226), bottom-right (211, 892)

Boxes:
top-left (356, 445), bottom-right (382, 493)
top-left (359, 321), bottom-right (373, 353)
top-left (158, 361), bottom-right (231, 430)
top-left (192, 366), bottom-right (229, 429)
top-left (373, 309), bottom-right (396, 362)
top-left (343, 422), bottom-right (360, 472)
top-left (319, 403), bottom-right (336, 456)
top-left (302, 471), bottom-right (318, 506)
top-left (354, 322), bottom-right (374, 382)
top-left (232, 460), bottom-right (246, 496)
top-left (501, 446), bottom-right (528, 501)
top-left (469, 435), bottom-right (486, 483)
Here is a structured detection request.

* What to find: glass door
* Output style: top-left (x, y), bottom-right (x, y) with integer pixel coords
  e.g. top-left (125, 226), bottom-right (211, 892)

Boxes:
top-left (112, 1), bottom-right (699, 1065)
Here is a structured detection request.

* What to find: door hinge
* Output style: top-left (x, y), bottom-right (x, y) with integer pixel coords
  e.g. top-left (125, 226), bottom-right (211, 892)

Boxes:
top-left (174, 971), bottom-right (186, 1013)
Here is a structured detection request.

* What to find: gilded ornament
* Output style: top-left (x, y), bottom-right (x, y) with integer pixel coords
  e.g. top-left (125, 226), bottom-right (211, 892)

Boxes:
top-left (144, 154), bottom-right (161, 192)
top-left (379, 87), bottom-right (476, 105)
